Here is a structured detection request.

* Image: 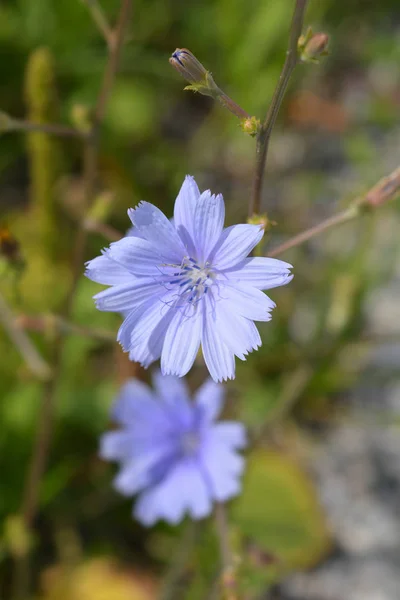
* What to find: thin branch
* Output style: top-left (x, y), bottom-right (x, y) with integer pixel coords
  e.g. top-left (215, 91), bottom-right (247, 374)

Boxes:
top-left (81, 0), bottom-right (114, 49)
top-left (17, 314), bottom-right (116, 343)
top-left (214, 503), bottom-right (238, 600)
top-left (269, 207), bottom-right (357, 257)
top-left (94, 0), bottom-right (133, 125)
top-left (0, 292), bottom-right (51, 380)
top-left (11, 119), bottom-right (87, 138)
top-left (83, 218), bottom-right (123, 241)
top-left (250, 0), bottom-right (308, 217)
top-left (269, 165), bottom-right (400, 257)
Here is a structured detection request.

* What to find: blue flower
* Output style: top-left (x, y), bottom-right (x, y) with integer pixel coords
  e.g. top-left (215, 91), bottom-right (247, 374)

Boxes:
top-left (86, 176), bottom-right (293, 382)
top-left (100, 373), bottom-right (246, 526)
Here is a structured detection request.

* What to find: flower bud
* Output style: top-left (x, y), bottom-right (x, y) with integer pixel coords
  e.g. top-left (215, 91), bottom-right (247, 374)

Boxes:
top-left (240, 116), bottom-right (261, 137)
top-left (298, 27), bottom-right (329, 63)
top-left (169, 48), bottom-right (220, 98)
top-left (170, 48), bottom-right (250, 120)
top-left (248, 213), bottom-right (276, 232)
top-left (169, 49), bottom-right (208, 85)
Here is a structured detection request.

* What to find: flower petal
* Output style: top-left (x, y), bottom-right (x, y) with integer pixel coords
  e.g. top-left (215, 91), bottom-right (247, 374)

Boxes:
top-left (192, 190), bottom-right (225, 262)
top-left (128, 309), bottom-right (173, 369)
top-left (111, 379), bottom-right (157, 424)
top-left (210, 224), bottom-right (264, 269)
top-left (85, 254), bottom-right (132, 285)
top-left (213, 303), bottom-right (261, 360)
top-left (212, 422), bottom-right (247, 449)
top-left (121, 297), bottom-right (175, 367)
top-left (201, 295), bottom-right (235, 382)
top-left (129, 292), bottom-right (175, 348)
top-left (113, 440), bottom-right (178, 496)
top-left (128, 202), bottom-right (185, 263)
top-left (194, 379), bottom-right (225, 422)
top-left (222, 284), bottom-right (275, 321)
top-left (134, 458), bottom-right (212, 525)
top-left (173, 175), bottom-right (200, 255)
top-left (93, 278), bottom-right (162, 312)
top-left (100, 431), bottom-right (135, 461)
top-left (200, 437), bottom-right (244, 502)
top-left (117, 303), bottom-right (153, 351)
top-left (107, 236), bottom-right (167, 276)
top-left (152, 370), bottom-right (190, 402)
top-left (151, 371), bottom-right (193, 429)
top-left (225, 257), bottom-right (293, 290)
top-left (161, 306), bottom-right (202, 377)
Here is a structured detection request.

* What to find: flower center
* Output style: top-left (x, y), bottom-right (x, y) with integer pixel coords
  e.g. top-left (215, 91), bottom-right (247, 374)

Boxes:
top-left (181, 431), bottom-right (200, 456)
top-left (167, 257), bottom-right (215, 305)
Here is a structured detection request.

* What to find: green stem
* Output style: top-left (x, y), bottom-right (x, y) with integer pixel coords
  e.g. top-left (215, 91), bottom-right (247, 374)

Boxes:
top-left (250, 0), bottom-right (308, 217)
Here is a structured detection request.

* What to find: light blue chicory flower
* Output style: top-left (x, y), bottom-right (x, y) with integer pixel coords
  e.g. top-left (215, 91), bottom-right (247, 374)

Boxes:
top-left (86, 176), bottom-right (293, 382)
top-left (100, 372), bottom-right (246, 525)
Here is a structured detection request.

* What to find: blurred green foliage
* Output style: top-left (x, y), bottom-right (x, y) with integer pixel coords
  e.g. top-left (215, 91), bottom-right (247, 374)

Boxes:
top-left (1, 0), bottom-right (400, 598)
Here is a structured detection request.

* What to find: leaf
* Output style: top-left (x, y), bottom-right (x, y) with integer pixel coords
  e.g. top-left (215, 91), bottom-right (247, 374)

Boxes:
top-left (232, 450), bottom-right (331, 571)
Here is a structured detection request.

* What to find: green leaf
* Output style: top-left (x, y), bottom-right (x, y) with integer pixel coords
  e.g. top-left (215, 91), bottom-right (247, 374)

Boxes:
top-left (232, 450), bottom-right (331, 571)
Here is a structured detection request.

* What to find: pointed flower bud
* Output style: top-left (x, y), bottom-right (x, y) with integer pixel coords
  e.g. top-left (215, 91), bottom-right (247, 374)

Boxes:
top-left (298, 27), bottom-right (329, 63)
top-left (169, 49), bottom-right (211, 87)
top-left (169, 48), bottom-right (250, 120)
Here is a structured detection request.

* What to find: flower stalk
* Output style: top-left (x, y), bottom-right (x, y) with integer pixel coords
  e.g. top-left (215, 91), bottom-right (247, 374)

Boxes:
top-left (250, 0), bottom-right (308, 217)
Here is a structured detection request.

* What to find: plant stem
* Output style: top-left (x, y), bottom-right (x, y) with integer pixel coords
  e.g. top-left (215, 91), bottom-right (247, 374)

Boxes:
top-left (214, 503), bottom-right (238, 600)
top-left (83, 218), bottom-right (123, 241)
top-left (269, 206), bottom-right (357, 257)
top-left (269, 165), bottom-right (400, 257)
top-left (12, 119), bottom-right (86, 138)
top-left (158, 522), bottom-right (198, 600)
top-left (81, 0), bottom-right (114, 49)
top-left (250, 0), bottom-right (308, 217)
top-left (0, 292), bottom-right (51, 380)
top-left (17, 313), bottom-right (116, 342)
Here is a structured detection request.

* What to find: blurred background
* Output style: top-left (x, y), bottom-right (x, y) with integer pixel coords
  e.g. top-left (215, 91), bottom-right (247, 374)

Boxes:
top-left (1, 0), bottom-right (400, 598)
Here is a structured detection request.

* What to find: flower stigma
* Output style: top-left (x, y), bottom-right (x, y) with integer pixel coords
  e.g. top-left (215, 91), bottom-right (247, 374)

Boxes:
top-left (164, 256), bottom-right (216, 306)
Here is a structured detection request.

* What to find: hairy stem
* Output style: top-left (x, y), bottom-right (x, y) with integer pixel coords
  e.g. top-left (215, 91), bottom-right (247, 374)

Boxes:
top-left (250, 0), bottom-right (308, 217)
